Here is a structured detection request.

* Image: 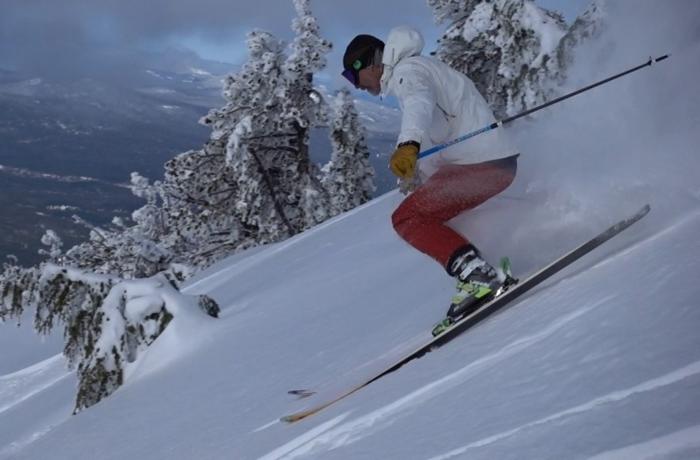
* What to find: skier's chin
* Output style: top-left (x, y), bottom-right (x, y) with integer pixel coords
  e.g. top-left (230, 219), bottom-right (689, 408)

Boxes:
top-left (367, 87), bottom-right (380, 96)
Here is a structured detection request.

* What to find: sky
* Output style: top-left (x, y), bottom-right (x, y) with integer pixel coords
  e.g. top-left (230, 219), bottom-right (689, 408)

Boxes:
top-left (0, 0), bottom-right (589, 87)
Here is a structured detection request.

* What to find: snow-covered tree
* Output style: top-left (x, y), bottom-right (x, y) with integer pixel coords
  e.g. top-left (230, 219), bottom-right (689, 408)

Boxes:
top-left (61, 173), bottom-right (173, 278)
top-left (196, 0), bottom-right (335, 243)
top-left (0, 237), bottom-right (219, 413)
top-left (0, 0), bottom-right (370, 415)
top-left (162, 30), bottom-right (289, 258)
top-left (428, 0), bottom-right (568, 118)
top-left (272, 0), bottom-right (334, 229)
top-left (0, 167), bottom-right (220, 414)
top-left (209, 30), bottom-right (299, 241)
top-left (322, 88), bottom-right (375, 215)
top-left (428, 0), bottom-right (613, 118)
top-left (556, 0), bottom-right (609, 72)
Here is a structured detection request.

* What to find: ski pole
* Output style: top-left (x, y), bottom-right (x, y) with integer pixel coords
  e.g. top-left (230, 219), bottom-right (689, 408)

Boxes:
top-left (418, 54), bottom-right (670, 159)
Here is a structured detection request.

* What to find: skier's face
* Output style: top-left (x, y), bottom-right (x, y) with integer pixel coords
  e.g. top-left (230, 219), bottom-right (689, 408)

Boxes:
top-left (357, 64), bottom-right (382, 96)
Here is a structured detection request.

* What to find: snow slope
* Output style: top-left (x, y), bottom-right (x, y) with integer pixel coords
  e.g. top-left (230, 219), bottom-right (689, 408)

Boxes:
top-left (3, 178), bottom-right (699, 460)
top-left (2, 2), bottom-right (700, 459)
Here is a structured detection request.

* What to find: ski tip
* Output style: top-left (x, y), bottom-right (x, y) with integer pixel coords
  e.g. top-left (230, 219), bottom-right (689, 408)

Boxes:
top-left (288, 389), bottom-right (315, 399)
top-left (280, 412), bottom-right (310, 424)
top-left (627, 204), bottom-right (651, 221)
top-left (636, 204), bottom-right (651, 220)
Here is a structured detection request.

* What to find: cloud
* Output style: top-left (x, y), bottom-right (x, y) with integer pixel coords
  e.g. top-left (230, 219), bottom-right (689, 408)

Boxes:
top-left (0, 0), bottom-right (602, 89)
top-left (0, 0), bottom-right (439, 80)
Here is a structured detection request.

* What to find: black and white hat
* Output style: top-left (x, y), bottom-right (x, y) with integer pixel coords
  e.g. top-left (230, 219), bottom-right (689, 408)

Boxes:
top-left (342, 34), bottom-right (384, 86)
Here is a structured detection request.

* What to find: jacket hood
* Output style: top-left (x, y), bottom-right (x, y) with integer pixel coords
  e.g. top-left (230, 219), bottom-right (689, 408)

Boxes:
top-left (380, 26), bottom-right (425, 92)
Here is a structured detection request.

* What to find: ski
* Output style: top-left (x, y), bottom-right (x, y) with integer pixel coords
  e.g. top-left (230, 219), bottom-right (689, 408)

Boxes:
top-left (280, 204), bottom-right (650, 424)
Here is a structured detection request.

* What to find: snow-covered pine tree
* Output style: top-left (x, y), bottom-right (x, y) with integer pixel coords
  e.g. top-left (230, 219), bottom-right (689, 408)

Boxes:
top-left (163, 30), bottom-right (288, 259)
top-left (61, 173), bottom-right (173, 278)
top-left (0, 0), bottom-right (365, 415)
top-left (322, 88), bottom-right (375, 215)
top-left (0, 231), bottom-right (218, 413)
top-left (195, 0), bottom-right (334, 244)
top-left (272, 0), bottom-right (334, 229)
top-left (556, 0), bottom-right (609, 73)
top-left (428, 0), bottom-right (568, 118)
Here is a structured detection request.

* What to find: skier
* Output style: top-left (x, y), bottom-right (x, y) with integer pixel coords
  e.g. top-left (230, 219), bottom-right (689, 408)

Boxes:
top-left (342, 26), bottom-right (519, 318)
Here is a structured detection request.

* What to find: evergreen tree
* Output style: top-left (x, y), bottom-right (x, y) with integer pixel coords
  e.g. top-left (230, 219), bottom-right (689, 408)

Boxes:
top-left (0, 234), bottom-right (218, 414)
top-left (0, 0), bottom-right (373, 415)
top-left (428, 0), bottom-right (480, 25)
top-left (195, 0), bottom-right (335, 242)
top-left (175, 29), bottom-right (291, 252)
top-left (428, 0), bottom-right (568, 118)
top-left (556, 0), bottom-right (609, 71)
top-left (322, 88), bottom-right (375, 215)
top-left (273, 0), bottom-right (334, 230)
top-left (61, 173), bottom-right (173, 277)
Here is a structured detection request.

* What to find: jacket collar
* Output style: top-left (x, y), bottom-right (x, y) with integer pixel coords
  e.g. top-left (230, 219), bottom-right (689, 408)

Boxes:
top-left (380, 26), bottom-right (425, 95)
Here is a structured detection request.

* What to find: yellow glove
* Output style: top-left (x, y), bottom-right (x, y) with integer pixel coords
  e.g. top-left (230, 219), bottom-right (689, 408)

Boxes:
top-left (389, 142), bottom-right (419, 180)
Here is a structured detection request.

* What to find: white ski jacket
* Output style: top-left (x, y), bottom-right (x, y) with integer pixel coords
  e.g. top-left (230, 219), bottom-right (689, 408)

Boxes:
top-left (380, 26), bottom-right (517, 178)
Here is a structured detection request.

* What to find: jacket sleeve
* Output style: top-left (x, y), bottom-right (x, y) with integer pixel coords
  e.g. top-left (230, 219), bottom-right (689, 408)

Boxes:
top-left (392, 65), bottom-right (436, 146)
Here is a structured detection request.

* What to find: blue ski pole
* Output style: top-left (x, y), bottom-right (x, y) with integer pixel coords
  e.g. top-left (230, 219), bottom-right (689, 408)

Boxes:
top-left (418, 54), bottom-right (669, 160)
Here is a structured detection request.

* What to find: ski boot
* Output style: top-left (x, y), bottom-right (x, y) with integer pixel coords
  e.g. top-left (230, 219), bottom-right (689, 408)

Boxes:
top-left (432, 246), bottom-right (516, 337)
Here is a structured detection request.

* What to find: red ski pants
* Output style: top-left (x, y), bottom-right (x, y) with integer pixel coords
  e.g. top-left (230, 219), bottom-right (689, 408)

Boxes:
top-left (391, 155), bottom-right (518, 270)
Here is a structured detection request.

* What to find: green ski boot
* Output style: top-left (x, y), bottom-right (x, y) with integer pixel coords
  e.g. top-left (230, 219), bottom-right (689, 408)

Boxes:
top-left (432, 248), bottom-right (517, 337)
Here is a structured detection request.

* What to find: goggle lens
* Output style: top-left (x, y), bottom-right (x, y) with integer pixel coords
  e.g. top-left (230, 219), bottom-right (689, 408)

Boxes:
top-left (342, 68), bottom-right (358, 87)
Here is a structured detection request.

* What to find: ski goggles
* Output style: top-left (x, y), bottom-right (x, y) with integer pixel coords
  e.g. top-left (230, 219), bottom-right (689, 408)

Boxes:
top-left (341, 59), bottom-right (364, 87)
